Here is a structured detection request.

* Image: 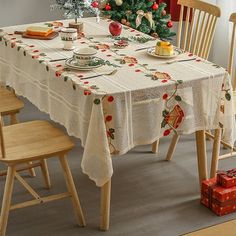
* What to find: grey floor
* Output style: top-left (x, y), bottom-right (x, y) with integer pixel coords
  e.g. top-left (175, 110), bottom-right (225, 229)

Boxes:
top-left (1, 98), bottom-right (236, 236)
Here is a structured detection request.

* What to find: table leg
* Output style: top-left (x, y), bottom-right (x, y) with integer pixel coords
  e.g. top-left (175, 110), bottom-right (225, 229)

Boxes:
top-left (100, 179), bottom-right (111, 231)
top-left (195, 130), bottom-right (208, 185)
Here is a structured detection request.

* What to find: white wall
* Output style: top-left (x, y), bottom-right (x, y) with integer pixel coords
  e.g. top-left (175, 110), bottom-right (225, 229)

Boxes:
top-left (0, 0), bottom-right (64, 27)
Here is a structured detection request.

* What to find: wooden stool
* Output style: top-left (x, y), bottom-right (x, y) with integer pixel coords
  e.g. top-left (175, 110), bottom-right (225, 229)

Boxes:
top-left (0, 117), bottom-right (85, 236)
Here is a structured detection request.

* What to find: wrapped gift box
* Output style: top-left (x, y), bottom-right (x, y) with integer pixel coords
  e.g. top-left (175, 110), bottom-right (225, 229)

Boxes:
top-left (201, 178), bottom-right (236, 216)
top-left (217, 169), bottom-right (236, 188)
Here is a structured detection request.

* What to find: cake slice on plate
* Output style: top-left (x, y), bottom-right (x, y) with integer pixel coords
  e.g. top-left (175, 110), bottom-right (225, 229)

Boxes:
top-left (26, 26), bottom-right (53, 37)
top-left (155, 41), bottom-right (174, 56)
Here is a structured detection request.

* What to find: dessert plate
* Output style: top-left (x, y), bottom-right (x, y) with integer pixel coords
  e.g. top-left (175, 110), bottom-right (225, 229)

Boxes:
top-left (147, 47), bottom-right (183, 59)
top-left (65, 57), bottom-right (103, 71)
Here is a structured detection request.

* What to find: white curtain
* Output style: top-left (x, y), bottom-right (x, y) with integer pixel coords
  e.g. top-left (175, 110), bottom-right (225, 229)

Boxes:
top-left (206, 0), bottom-right (236, 67)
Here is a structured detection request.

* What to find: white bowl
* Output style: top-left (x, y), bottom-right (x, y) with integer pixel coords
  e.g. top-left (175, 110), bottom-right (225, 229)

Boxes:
top-left (73, 47), bottom-right (97, 65)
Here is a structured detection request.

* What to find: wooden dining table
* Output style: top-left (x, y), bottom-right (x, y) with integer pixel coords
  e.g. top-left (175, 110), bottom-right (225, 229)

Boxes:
top-left (0, 17), bottom-right (235, 231)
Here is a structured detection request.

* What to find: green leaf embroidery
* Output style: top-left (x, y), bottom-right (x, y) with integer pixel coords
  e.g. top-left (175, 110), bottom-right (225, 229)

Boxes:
top-left (109, 128), bottom-right (115, 133)
top-left (177, 80), bottom-right (183, 84)
top-left (175, 95), bottom-right (182, 101)
top-left (162, 109), bottom-right (169, 117)
top-left (161, 120), bottom-right (167, 128)
top-left (225, 92), bottom-right (231, 101)
top-left (94, 98), bottom-right (101, 105)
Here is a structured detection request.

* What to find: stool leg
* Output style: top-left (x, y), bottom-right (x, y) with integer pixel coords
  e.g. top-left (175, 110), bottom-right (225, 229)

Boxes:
top-left (0, 166), bottom-right (15, 236)
top-left (210, 129), bottom-right (221, 178)
top-left (59, 155), bottom-right (85, 227)
top-left (40, 159), bottom-right (51, 189)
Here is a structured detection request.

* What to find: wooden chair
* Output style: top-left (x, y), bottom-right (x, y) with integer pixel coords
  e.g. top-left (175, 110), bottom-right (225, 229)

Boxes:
top-left (151, 0), bottom-right (221, 160)
top-left (0, 116), bottom-right (85, 236)
top-left (210, 13), bottom-right (236, 177)
top-left (0, 85), bottom-right (40, 178)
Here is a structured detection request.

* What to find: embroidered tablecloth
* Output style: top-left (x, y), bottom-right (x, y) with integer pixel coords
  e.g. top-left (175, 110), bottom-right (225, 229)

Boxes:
top-left (0, 18), bottom-right (235, 186)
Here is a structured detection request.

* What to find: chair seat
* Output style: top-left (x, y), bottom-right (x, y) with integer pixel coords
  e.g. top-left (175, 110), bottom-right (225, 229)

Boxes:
top-left (0, 87), bottom-right (24, 114)
top-left (0, 121), bottom-right (74, 163)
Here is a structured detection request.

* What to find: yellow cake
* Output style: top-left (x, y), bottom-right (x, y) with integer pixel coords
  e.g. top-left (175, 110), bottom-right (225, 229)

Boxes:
top-left (26, 26), bottom-right (53, 37)
top-left (155, 41), bottom-right (174, 56)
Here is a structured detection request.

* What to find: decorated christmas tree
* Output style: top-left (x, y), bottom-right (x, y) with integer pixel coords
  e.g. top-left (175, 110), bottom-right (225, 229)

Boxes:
top-left (101, 0), bottom-right (175, 40)
top-left (51, 0), bottom-right (100, 23)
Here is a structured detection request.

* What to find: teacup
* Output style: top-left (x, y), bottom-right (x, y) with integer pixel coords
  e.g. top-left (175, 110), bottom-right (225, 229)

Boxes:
top-left (60, 28), bottom-right (77, 50)
top-left (73, 47), bottom-right (97, 66)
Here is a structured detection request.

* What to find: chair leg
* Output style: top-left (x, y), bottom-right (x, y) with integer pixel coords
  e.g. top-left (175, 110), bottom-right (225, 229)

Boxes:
top-left (59, 155), bottom-right (85, 227)
top-left (151, 140), bottom-right (159, 154)
top-left (9, 114), bottom-right (18, 125)
top-left (100, 179), bottom-right (111, 231)
top-left (0, 166), bottom-right (15, 236)
top-left (28, 162), bottom-right (36, 177)
top-left (166, 134), bottom-right (180, 161)
top-left (40, 159), bottom-right (51, 189)
top-left (210, 129), bottom-right (221, 178)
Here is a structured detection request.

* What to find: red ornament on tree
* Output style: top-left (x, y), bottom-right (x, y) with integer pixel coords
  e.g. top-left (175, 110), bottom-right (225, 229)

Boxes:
top-left (105, 3), bottom-right (111, 11)
top-left (167, 20), bottom-right (173, 28)
top-left (91, 1), bottom-right (99, 8)
top-left (152, 3), bottom-right (159, 10)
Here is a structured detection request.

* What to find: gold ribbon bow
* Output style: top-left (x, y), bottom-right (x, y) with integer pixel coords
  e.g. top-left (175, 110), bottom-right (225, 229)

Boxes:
top-left (136, 10), bottom-right (155, 29)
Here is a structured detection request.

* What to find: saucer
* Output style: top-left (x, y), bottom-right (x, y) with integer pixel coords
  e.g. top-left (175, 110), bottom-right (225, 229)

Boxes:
top-left (65, 57), bottom-right (103, 71)
top-left (147, 47), bottom-right (183, 59)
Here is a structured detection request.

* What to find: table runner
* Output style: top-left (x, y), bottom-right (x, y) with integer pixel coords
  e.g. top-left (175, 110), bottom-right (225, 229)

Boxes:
top-left (0, 17), bottom-right (235, 186)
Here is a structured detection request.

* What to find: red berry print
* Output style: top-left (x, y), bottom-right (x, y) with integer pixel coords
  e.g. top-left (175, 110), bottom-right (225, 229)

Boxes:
top-left (196, 59), bottom-right (201, 62)
top-left (83, 81), bottom-right (89, 84)
top-left (33, 50), bottom-right (39, 53)
top-left (161, 79), bottom-right (168, 83)
top-left (135, 69), bottom-right (141, 72)
top-left (129, 63), bottom-right (134, 66)
top-left (107, 96), bottom-right (114, 102)
top-left (56, 64), bottom-right (62, 68)
top-left (163, 129), bottom-right (171, 136)
top-left (84, 90), bottom-right (91, 95)
top-left (162, 93), bottom-right (168, 100)
top-left (106, 115), bottom-right (112, 122)
top-left (188, 53), bottom-right (193, 57)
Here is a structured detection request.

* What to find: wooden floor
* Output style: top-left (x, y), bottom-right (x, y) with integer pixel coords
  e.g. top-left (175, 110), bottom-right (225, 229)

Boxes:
top-left (185, 219), bottom-right (236, 236)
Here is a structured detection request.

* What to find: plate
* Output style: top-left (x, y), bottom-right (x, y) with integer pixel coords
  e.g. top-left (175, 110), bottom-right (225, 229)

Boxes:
top-left (147, 47), bottom-right (183, 59)
top-left (65, 57), bottom-right (103, 71)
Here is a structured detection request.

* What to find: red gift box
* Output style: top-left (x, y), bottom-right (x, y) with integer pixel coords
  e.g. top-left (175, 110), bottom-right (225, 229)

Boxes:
top-left (201, 178), bottom-right (236, 216)
top-left (217, 169), bottom-right (236, 188)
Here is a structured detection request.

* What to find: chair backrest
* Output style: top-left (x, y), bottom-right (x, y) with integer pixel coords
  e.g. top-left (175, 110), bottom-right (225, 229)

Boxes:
top-left (0, 115), bottom-right (6, 159)
top-left (177, 0), bottom-right (221, 59)
top-left (229, 13), bottom-right (236, 90)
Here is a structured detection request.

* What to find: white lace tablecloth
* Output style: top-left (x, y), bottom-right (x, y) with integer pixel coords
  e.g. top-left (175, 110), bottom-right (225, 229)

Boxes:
top-left (0, 18), bottom-right (235, 186)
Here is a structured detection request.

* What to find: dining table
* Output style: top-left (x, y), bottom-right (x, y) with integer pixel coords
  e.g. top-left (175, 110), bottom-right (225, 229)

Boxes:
top-left (0, 17), bottom-right (235, 231)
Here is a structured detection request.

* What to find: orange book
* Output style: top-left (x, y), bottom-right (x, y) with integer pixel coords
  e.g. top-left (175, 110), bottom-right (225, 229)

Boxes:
top-left (26, 26), bottom-right (53, 37)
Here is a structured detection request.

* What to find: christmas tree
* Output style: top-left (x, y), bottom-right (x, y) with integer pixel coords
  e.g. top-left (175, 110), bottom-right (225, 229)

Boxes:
top-left (52, 0), bottom-right (100, 23)
top-left (102, 0), bottom-right (175, 40)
